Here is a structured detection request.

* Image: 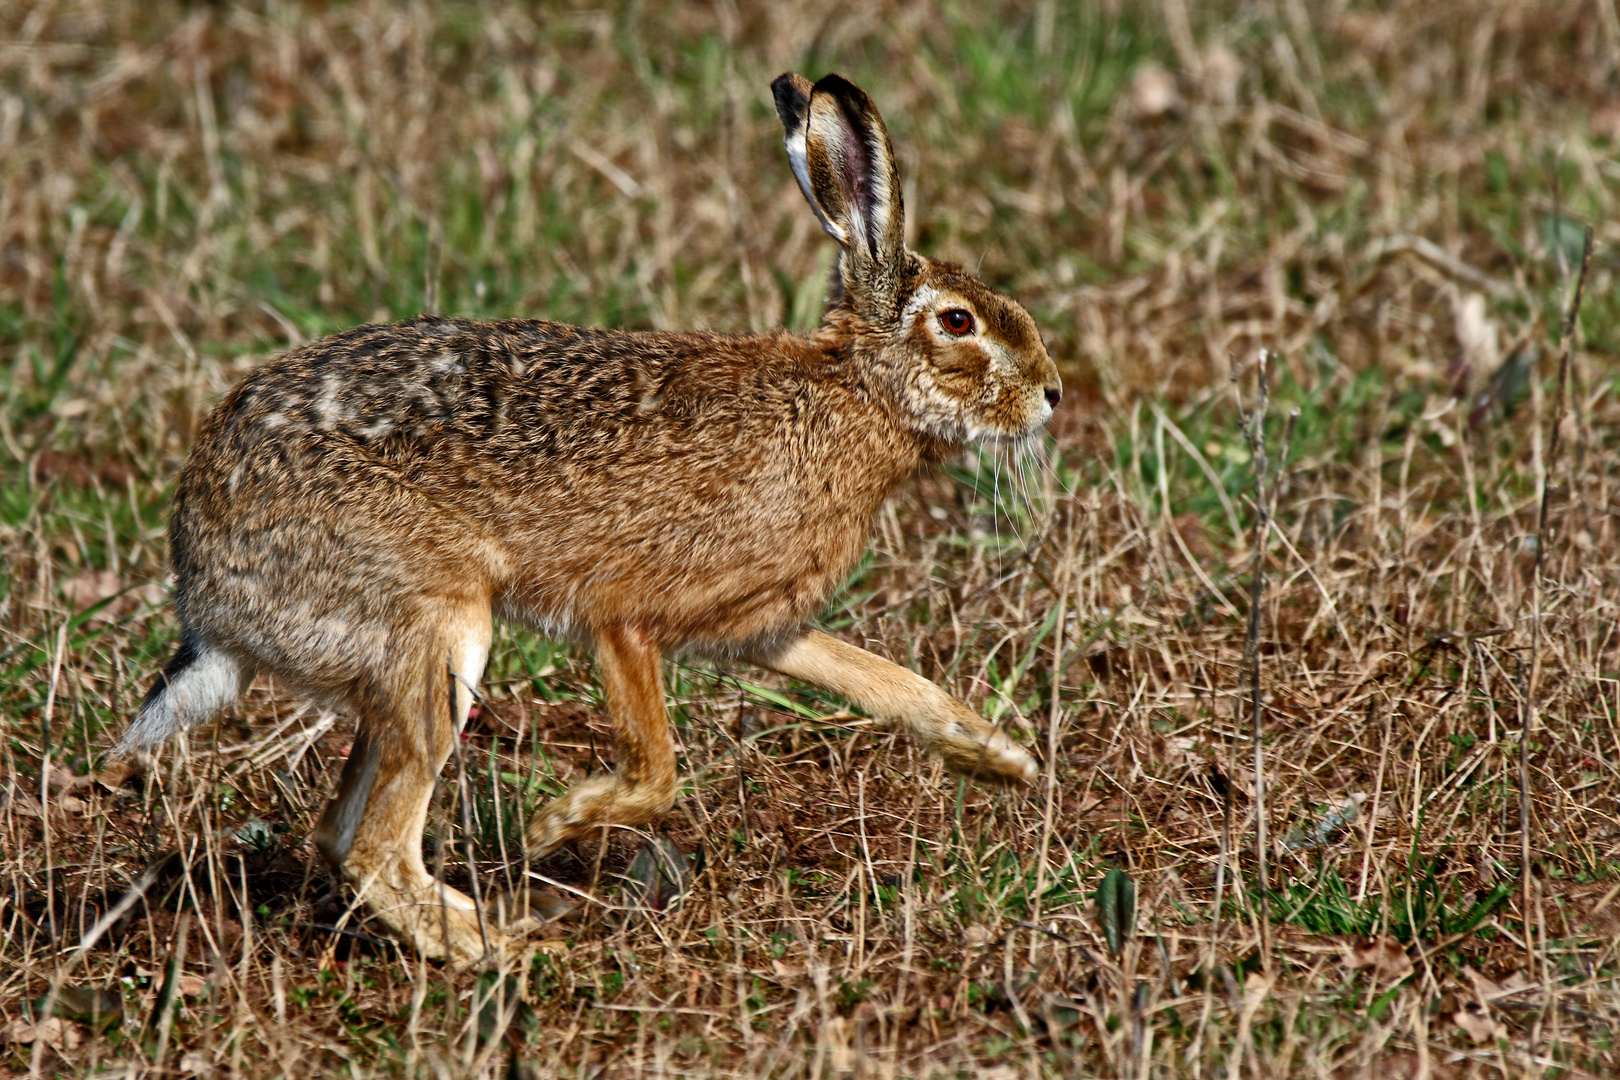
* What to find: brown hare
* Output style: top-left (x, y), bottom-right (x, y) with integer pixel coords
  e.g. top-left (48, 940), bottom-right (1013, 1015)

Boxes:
top-left (118, 72), bottom-right (1061, 965)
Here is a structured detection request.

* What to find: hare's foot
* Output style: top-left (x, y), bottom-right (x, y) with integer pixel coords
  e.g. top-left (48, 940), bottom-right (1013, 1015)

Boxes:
top-left (491, 883), bottom-right (577, 927)
top-left (345, 855), bottom-right (501, 966)
top-left (527, 623), bottom-right (678, 859)
top-left (524, 773), bottom-right (677, 859)
top-left (750, 629), bottom-right (1038, 785)
top-left (929, 702), bottom-right (1039, 784)
top-left (347, 857), bottom-right (569, 967)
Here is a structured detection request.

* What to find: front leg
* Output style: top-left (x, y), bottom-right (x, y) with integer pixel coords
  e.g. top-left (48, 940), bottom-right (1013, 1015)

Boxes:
top-left (525, 623), bottom-right (677, 858)
top-left (750, 629), bottom-right (1037, 784)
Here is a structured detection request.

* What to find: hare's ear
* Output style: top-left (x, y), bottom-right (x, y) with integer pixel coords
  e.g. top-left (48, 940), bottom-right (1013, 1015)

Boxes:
top-left (772, 72), bottom-right (906, 315)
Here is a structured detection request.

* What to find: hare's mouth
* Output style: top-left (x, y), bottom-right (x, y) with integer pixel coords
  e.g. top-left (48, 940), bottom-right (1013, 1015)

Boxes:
top-left (965, 418), bottom-right (1049, 446)
top-left (965, 399), bottom-right (1054, 444)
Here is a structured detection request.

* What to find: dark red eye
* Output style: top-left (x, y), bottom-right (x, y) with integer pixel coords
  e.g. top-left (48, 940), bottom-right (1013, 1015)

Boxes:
top-left (939, 308), bottom-right (975, 336)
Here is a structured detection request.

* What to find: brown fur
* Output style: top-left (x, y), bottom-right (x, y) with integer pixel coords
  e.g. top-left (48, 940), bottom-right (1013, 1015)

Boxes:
top-left (121, 73), bottom-right (1061, 965)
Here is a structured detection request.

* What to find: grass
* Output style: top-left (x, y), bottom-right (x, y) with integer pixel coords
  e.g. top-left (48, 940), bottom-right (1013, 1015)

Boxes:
top-left (3, 0), bottom-right (1620, 1076)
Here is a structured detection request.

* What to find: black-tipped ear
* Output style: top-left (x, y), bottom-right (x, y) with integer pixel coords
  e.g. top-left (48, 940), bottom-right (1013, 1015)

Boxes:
top-left (772, 72), bottom-right (906, 319)
top-left (772, 73), bottom-right (836, 241)
top-left (771, 72), bottom-right (811, 133)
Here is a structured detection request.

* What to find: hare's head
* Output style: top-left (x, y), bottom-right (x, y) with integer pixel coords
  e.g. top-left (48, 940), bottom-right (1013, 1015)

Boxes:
top-left (773, 73), bottom-right (1061, 445)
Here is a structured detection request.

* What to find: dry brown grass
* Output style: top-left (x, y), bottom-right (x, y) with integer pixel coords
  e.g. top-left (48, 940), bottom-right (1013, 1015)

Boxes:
top-left (3, 1), bottom-right (1620, 1076)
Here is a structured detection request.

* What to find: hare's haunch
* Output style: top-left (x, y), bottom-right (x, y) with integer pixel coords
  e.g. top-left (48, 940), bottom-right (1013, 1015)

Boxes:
top-left (121, 73), bottom-right (1061, 966)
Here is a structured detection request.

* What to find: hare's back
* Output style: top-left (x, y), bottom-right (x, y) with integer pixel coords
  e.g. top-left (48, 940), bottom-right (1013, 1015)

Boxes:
top-left (202, 317), bottom-right (631, 449)
top-left (172, 315), bottom-right (912, 648)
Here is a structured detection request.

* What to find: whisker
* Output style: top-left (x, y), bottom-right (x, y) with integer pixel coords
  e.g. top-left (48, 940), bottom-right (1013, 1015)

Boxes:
top-left (991, 443), bottom-right (1005, 576)
top-left (1004, 437), bottom-right (1043, 544)
top-left (961, 432), bottom-right (1065, 571)
top-left (1004, 443), bottom-right (1030, 547)
top-left (1030, 433), bottom-right (1063, 528)
top-left (968, 442), bottom-right (994, 579)
top-left (1013, 438), bottom-right (1039, 533)
top-left (1002, 442), bottom-right (1029, 546)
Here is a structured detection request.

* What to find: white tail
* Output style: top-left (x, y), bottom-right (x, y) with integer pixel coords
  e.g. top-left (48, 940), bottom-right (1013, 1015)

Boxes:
top-left (116, 636), bottom-right (247, 755)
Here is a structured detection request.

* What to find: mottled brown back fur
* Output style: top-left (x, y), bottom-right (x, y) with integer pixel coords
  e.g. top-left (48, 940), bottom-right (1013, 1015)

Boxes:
top-left (176, 316), bottom-right (950, 655)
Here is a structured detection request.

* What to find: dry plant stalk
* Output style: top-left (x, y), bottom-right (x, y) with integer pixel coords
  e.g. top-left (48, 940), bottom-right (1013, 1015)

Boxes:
top-left (1521, 223), bottom-right (1594, 973)
top-left (1234, 350), bottom-right (1297, 967)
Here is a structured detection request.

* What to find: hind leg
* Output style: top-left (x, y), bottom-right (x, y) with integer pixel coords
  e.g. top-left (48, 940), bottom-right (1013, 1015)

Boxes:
top-left (310, 608), bottom-right (504, 966)
top-left (525, 623), bottom-right (677, 857)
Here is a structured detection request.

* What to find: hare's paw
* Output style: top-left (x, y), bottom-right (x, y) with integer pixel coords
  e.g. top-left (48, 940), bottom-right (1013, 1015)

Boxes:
top-left (346, 857), bottom-right (570, 967)
top-left (935, 713), bottom-right (1039, 785)
top-left (525, 774), bottom-right (678, 859)
top-left (525, 776), bottom-right (617, 858)
top-left (354, 873), bottom-right (497, 966)
top-left (371, 882), bottom-right (568, 969)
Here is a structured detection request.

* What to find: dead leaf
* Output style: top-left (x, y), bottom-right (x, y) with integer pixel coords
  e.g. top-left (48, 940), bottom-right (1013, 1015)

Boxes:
top-left (1465, 969), bottom-right (1502, 998)
top-left (177, 973), bottom-right (207, 997)
top-left (61, 569), bottom-right (123, 614)
top-left (1572, 882), bottom-right (1620, 937)
top-left (1453, 1001), bottom-right (1504, 1044)
top-left (1497, 971), bottom-right (1533, 994)
top-left (34, 984), bottom-right (123, 1028)
top-left (1467, 968), bottom-right (1534, 1002)
top-left (46, 764), bottom-right (95, 791)
top-left (7, 788), bottom-right (42, 817)
top-left (4, 782), bottom-right (86, 818)
top-left (59, 570), bottom-right (166, 627)
top-left (1241, 971), bottom-right (1275, 1020)
top-left (976, 1068), bottom-right (1021, 1080)
top-left (93, 759), bottom-right (135, 790)
top-left (0, 1017), bottom-right (80, 1051)
top-left (1342, 936), bottom-right (1413, 980)
top-left (1167, 735), bottom-right (1202, 767)
top-left (619, 836), bottom-right (695, 913)
top-left (493, 885), bottom-right (574, 929)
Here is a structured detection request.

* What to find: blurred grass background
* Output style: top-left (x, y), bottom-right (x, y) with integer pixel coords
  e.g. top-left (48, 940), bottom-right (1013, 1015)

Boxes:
top-left (2, 1), bottom-right (1619, 1077)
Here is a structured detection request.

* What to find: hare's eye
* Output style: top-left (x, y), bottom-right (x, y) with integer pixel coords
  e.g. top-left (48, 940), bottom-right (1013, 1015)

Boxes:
top-left (939, 309), bottom-right (975, 336)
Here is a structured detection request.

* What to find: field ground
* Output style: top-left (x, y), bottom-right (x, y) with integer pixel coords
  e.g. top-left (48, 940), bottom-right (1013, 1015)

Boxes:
top-left (3, 1), bottom-right (1620, 1076)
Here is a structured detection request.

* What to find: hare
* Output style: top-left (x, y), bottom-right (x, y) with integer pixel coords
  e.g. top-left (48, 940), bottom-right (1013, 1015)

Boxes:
top-left (118, 72), bottom-right (1061, 965)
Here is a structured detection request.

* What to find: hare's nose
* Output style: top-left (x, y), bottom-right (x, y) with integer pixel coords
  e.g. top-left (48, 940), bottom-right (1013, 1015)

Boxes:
top-left (1044, 386), bottom-right (1062, 408)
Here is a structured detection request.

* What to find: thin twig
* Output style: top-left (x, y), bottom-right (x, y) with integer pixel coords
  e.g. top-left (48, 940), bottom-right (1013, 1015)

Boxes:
top-left (1516, 654), bottom-right (1533, 978)
top-left (1029, 554), bottom-right (1069, 938)
top-left (1237, 351), bottom-right (1276, 961)
top-left (1355, 695), bottom-right (1389, 903)
top-left (151, 912), bottom-right (191, 1071)
top-left (1191, 761), bottom-right (1233, 1070)
top-left (1522, 224), bottom-right (1593, 975)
